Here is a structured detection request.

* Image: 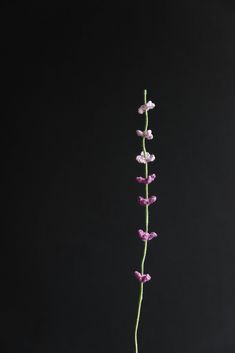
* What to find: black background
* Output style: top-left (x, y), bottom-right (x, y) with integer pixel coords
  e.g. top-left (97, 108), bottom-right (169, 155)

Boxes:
top-left (2, 1), bottom-right (235, 352)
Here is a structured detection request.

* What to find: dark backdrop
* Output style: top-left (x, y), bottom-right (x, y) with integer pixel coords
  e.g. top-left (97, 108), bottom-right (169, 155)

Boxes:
top-left (2, 1), bottom-right (235, 353)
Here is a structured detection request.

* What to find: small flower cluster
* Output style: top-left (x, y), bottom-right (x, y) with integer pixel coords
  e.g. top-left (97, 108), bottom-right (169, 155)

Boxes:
top-left (138, 195), bottom-right (157, 206)
top-left (136, 173), bottom-right (156, 184)
top-left (136, 151), bottom-right (155, 164)
top-left (134, 97), bottom-right (157, 284)
top-left (137, 229), bottom-right (157, 241)
top-left (138, 100), bottom-right (155, 114)
top-left (134, 271), bottom-right (151, 283)
top-left (136, 129), bottom-right (153, 140)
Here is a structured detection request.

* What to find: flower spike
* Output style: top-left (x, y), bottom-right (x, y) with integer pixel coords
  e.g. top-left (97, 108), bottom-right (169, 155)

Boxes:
top-left (134, 90), bottom-right (158, 353)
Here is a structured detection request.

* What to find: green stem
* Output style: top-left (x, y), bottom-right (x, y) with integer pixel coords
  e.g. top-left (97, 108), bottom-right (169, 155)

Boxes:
top-left (134, 89), bottom-right (150, 353)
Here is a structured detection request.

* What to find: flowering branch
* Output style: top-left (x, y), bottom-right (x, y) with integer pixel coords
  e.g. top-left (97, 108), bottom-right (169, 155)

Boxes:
top-left (134, 89), bottom-right (157, 353)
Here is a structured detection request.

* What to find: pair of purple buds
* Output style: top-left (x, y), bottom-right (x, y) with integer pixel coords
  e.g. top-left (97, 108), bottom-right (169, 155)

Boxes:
top-left (138, 195), bottom-right (157, 206)
top-left (134, 271), bottom-right (151, 283)
top-left (136, 173), bottom-right (156, 185)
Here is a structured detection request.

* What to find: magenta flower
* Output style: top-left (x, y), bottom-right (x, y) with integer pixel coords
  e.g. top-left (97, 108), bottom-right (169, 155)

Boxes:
top-left (134, 271), bottom-right (151, 283)
top-left (137, 229), bottom-right (158, 241)
top-left (136, 173), bottom-right (156, 184)
top-left (138, 195), bottom-right (157, 206)
top-left (138, 100), bottom-right (155, 115)
top-left (136, 151), bottom-right (155, 164)
top-left (136, 129), bottom-right (153, 140)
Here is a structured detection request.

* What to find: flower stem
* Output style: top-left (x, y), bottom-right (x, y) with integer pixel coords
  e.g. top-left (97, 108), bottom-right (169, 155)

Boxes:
top-left (134, 89), bottom-right (150, 353)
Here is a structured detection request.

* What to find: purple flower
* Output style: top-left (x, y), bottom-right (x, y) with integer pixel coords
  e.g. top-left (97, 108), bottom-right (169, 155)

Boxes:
top-left (134, 271), bottom-right (151, 283)
top-left (136, 129), bottom-right (153, 140)
top-left (137, 229), bottom-right (158, 241)
top-left (136, 151), bottom-right (155, 164)
top-left (138, 196), bottom-right (157, 206)
top-left (138, 101), bottom-right (155, 115)
top-left (136, 173), bottom-right (156, 184)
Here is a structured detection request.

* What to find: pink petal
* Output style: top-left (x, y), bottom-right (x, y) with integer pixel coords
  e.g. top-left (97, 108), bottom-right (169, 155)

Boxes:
top-left (146, 101), bottom-right (155, 110)
top-left (148, 232), bottom-right (158, 240)
top-left (142, 274), bottom-right (151, 283)
top-left (136, 130), bottom-right (144, 137)
top-left (148, 196), bottom-right (157, 205)
top-left (138, 106), bottom-right (145, 114)
top-left (147, 154), bottom-right (155, 162)
top-left (134, 271), bottom-right (142, 281)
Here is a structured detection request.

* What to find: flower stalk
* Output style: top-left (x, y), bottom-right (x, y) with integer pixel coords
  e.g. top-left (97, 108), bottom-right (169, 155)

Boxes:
top-left (134, 89), bottom-right (157, 353)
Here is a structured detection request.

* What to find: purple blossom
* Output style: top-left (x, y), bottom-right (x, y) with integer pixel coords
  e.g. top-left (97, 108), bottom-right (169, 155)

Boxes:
top-left (134, 271), bottom-right (151, 283)
top-left (136, 173), bottom-right (156, 184)
top-left (138, 195), bottom-right (157, 206)
top-left (138, 101), bottom-right (155, 115)
top-left (136, 151), bottom-right (155, 164)
top-left (137, 229), bottom-right (158, 241)
top-left (136, 129), bottom-right (153, 140)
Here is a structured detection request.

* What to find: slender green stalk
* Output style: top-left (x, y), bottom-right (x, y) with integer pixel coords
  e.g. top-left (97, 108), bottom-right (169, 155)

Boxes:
top-left (134, 89), bottom-right (150, 353)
